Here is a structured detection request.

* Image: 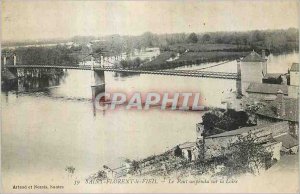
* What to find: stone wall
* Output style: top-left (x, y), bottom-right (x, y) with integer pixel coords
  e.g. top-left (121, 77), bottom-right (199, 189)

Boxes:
top-left (204, 122), bottom-right (289, 159)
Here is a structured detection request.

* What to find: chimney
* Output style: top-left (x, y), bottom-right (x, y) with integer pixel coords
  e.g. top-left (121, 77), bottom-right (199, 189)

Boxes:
top-left (13, 55), bottom-right (17, 66)
top-left (276, 89), bottom-right (285, 117)
top-left (262, 49), bottom-right (267, 75)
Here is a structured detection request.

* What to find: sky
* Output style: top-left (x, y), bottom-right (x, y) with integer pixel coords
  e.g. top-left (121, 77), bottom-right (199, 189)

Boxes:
top-left (1, 0), bottom-right (299, 41)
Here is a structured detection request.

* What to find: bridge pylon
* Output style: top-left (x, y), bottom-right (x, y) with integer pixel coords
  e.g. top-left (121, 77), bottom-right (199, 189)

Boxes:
top-left (91, 69), bottom-right (105, 104)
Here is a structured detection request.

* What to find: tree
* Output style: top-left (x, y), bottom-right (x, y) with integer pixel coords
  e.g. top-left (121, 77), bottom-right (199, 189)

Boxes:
top-left (202, 112), bottom-right (220, 134)
top-left (187, 33), bottom-right (198, 43)
top-left (120, 60), bottom-right (128, 68)
top-left (220, 133), bottom-right (272, 176)
top-left (218, 109), bottom-right (249, 130)
top-left (202, 34), bottom-right (211, 43)
top-left (202, 109), bottom-right (251, 135)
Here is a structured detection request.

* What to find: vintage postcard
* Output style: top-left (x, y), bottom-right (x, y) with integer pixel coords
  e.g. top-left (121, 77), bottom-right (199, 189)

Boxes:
top-left (1, 0), bottom-right (299, 193)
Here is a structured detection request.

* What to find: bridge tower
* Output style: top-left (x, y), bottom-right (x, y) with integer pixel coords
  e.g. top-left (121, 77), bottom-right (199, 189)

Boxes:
top-left (2, 54), bottom-right (18, 79)
top-left (90, 56), bottom-right (105, 103)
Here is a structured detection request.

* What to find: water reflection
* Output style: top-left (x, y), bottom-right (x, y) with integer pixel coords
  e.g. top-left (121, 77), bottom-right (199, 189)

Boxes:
top-left (1, 68), bottom-right (67, 93)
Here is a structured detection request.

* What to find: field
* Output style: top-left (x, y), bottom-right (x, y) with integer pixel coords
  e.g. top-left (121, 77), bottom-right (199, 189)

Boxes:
top-left (176, 51), bottom-right (248, 62)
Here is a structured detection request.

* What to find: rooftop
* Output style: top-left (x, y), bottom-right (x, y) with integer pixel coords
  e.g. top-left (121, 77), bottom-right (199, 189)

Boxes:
top-left (178, 142), bottom-right (197, 149)
top-left (206, 123), bottom-right (273, 138)
top-left (241, 50), bottom-right (266, 62)
top-left (256, 98), bottom-right (299, 122)
top-left (274, 133), bottom-right (299, 149)
top-left (246, 83), bottom-right (288, 95)
top-left (263, 73), bottom-right (282, 80)
top-left (290, 63), bottom-right (299, 72)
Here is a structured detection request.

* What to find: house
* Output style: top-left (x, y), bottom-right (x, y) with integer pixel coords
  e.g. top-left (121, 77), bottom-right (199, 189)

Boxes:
top-left (102, 160), bottom-right (131, 178)
top-left (246, 82), bottom-right (288, 101)
top-left (204, 122), bottom-right (289, 160)
top-left (290, 63), bottom-right (299, 86)
top-left (256, 90), bottom-right (299, 136)
top-left (174, 142), bottom-right (199, 161)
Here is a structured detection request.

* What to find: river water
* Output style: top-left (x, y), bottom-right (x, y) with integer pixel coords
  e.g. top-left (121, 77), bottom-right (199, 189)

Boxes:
top-left (1, 52), bottom-right (298, 187)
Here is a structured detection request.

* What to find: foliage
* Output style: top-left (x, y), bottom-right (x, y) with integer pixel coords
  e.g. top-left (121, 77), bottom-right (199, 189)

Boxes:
top-left (187, 33), bottom-right (199, 43)
top-left (6, 46), bottom-right (79, 66)
top-left (65, 166), bottom-right (75, 174)
top-left (202, 109), bottom-right (252, 135)
top-left (131, 160), bottom-right (140, 172)
top-left (202, 34), bottom-right (211, 43)
top-left (202, 112), bottom-right (220, 132)
top-left (96, 170), bottom-right (107, 179)
top-left (219, 133), bottom-right (272, 176)
top-left (114, 28), bottom-right (298, 53)
top-left (119, 57), bottom-right (143, 69)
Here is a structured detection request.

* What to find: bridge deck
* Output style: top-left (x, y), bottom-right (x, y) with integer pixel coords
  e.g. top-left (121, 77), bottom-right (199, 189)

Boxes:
top-left (4, 65), bottom-right (239, 80)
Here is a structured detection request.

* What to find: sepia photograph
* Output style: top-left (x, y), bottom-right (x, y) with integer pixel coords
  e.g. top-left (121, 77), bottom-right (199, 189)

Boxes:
top-left (1, 0), bottom-right (299, 193)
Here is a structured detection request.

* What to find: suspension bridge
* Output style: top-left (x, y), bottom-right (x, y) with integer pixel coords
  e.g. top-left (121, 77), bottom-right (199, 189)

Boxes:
top-left (4, 64), bottom-right (239, 80)
top-left (2, 54), bottom-right (242, 100)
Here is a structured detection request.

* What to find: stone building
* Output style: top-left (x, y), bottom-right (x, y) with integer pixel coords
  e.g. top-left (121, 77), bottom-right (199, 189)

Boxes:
top-left (238, 50), bottom-right (267, 96)
top-left (203, 122), bottom-right (289, 160)
top-left (246, 82), bottom-right (288, 101)
top-left (176, 142), bottom-right (199, 161)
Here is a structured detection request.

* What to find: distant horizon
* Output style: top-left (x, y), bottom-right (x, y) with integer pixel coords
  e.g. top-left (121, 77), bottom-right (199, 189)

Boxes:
top-left (2, 27), bottom-right (299, 44)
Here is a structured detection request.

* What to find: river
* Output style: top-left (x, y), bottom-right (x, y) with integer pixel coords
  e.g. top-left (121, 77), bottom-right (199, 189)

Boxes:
top-left (1, 51), bottom-right (298, 188)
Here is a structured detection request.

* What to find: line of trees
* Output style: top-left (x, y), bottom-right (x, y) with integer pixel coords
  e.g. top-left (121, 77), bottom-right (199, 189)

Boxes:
top-left (120, 28), bottom-right (299, 53)
top-left (3, 46), bottom-right (80, 66)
